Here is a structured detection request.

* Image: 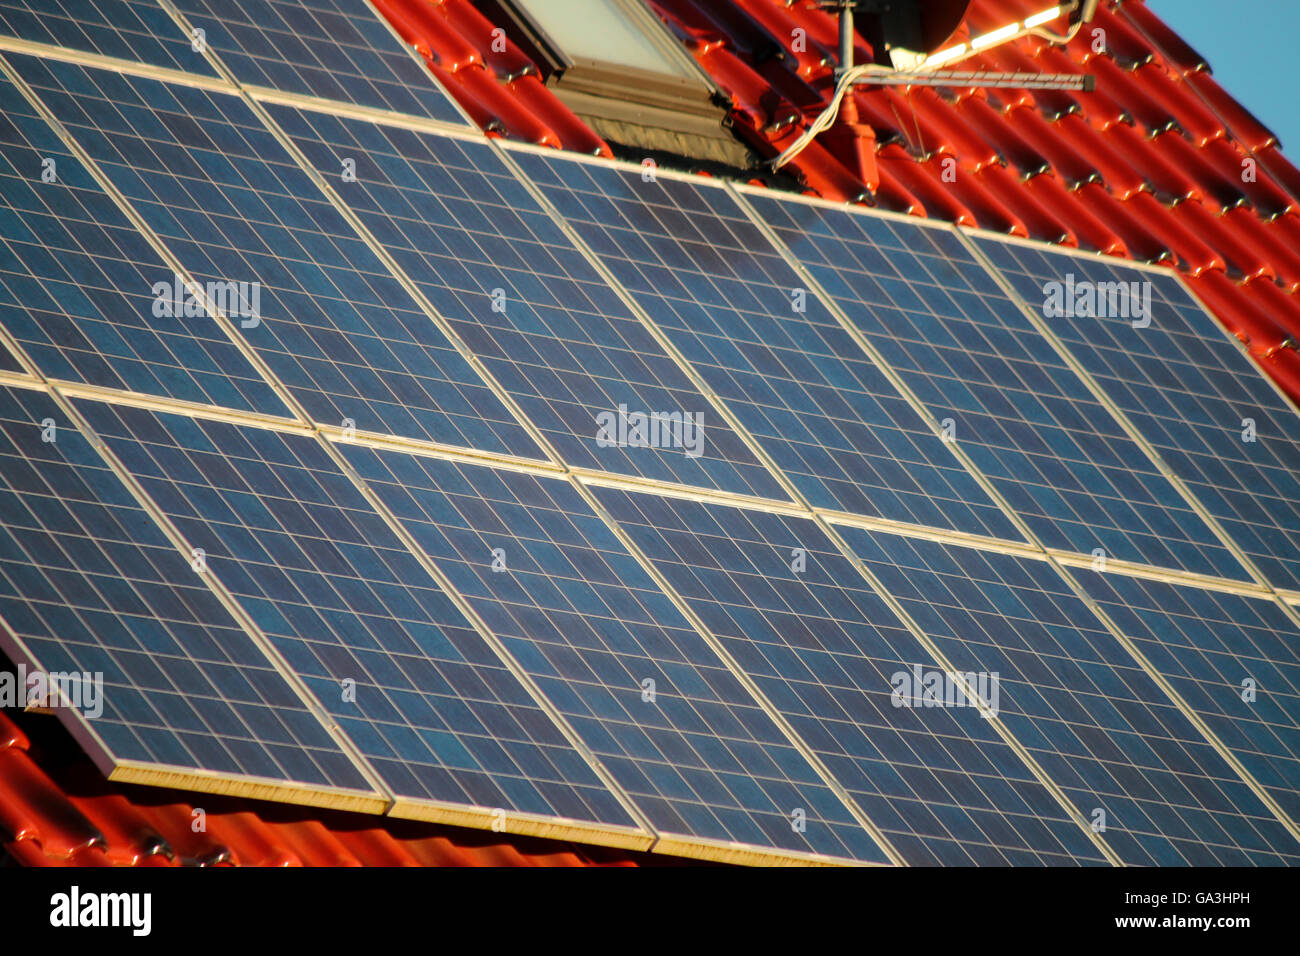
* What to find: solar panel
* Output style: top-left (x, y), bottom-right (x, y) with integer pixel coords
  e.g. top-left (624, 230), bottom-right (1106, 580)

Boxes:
top-left (979, 237), bottom-right (1300, 594)
top-left (76, 397), bottom-right (637, 832)
top-left (273, 108), bottom-right (789, 502)
top-left (750, 194), bottom-right (1251, 583)
top-left (0, 0), bottom-right (218, 76)
top-left (1075, 569), bottom-right (1300, 825)
top-left (516, 152), bottom-right (1024, 540)
top-left (15, 55), bottom-right (542, 457)
top-left (0, 383), bottom-right (376, 800)
top-left (0, 71), bottom-right (291, 414)
top-left (839, 525), bottom-right (1300, 865)
top-left (341, 444), bottom-right (884, 862)
top-left (592, 486), bottom-right (1109, 865)
top-left (172, 0), bottom-right (467, 125)
top-left (3, 9), bottom-right (1297, 865)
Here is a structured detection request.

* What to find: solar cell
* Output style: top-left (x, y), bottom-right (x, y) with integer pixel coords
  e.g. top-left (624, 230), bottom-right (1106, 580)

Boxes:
top-left (0, 71), bottom-right (290, 413)
top-left (342, 445), bottom-right (884, 861)
top-left (840, 525), bottom-right (1300, 865)
top-left (15, 56), bottom-right (541, 457)
top-left (517, 151), bottom-right (1022, 540)
top-left (0, 342), bottom-right (20, 373)
top-left (980, 237), bottom-right (1300, 593)
top-left (77, 398), bottom-right (633, 828)
top-left (750, 194), bottom-right (1249, 582)
top-left (0, 384), bottom-right (373, 797)
top-left (592, 486), bottom-right (1108, 865)
top-left (274, 108), bottom-right (789, 502)
top-left (0, 0), bottom-right (217, 76)
top-left (172, 0), bottom-right (467, 124)
top-left (1075, 570), bottom-right (1300, 825)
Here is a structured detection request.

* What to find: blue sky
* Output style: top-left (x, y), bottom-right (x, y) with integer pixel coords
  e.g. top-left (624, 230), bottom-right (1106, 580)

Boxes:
top-left (1148, 0), bottom-right (1297, 150)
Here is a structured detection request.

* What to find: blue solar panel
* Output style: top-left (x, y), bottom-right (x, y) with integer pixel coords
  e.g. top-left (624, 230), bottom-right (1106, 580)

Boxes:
top-left (516, 153), bottom-right (1026, 539)
top-left (980, 238), bottom-right (1300, 593)
top-left (1076, 570), bottom-right (1300, 825)
top-left (0, 0), bottom-right (217, 75)
top-left (173, 0), bottom-right (466, 124)
top-left (0, 384), bottom-right (371, 793)
top-left (0, 72), bottom-right (290, 414)
top-left (840, 526), bottom-right (1300, 865)
top-left (4, 14), bottom-right (1296, 862)
top-left (593, 486), bottom-right (1109, 865)
top-left (16, 56), bottom-right (542, 456)
top-left (341, 444), bottom-right (883, 861)
top-left (273, 109), bottom-right (789, 502)
top-left (77, 398), bottom-right (632, 826)
top-left (751, 196), bottom-right (1249, 582)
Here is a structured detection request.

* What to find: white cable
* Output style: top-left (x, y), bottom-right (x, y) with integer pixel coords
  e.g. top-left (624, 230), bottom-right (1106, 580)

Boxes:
top-left (1027, 19), bottom-right (1084, 46)
top-left (769, 11), bottom-right (1086, 172)
top-left (770, 62), bottom-right (890, 170)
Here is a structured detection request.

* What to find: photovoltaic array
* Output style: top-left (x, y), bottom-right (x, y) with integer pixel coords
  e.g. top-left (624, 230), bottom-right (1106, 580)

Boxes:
top-left (0, 70), bottom-right (288, 412)
top-left (0, 383), bottom-right (374, 799)
top-left (76, 398), bottom-right (634, 827)
top-left (753, 195), bottom-right (1250, 582)
top-left (517, 152), bottom-right (1020, 539)
top-left (982, 239), bottom-right (1300, 595)
top-left (0, 1), bottom-right (1296, 865)
top-left (841, 527), bottom-right (1299, 866)
top-left (274, 105), bottom-right (787, 500)
top-left (343, 447), bottom-right (882, 861)
top-left (171, 0), bottom-right (467, 124)
top-left (593, 487), bottom-right (1106, 866)
top-left (0, 0), bottom-right (218, 75)
top-left (1072, 570), bottom-right (1300, 825)
top-left (11, 54), bottom-right (535, 454)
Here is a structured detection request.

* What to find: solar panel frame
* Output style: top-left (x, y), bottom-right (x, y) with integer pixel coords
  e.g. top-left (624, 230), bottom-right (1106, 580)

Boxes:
top-left (75, 397), bottom-right (647, 839)
top-left (510, 145), bottom-right (1023, 541)
top-left (0, 0), bottom-right (219, 76)
top-left (272, 109), bottom-right (792, 503)
top-left (13, 55), bottom-right (545, 459)
top-left (170, 0), bottom-right (470, 126)
top-left (0, 67), bottom-right (293, 415)
top-left (738, 184), bottom-right (1252, 584)
top-left (838, 524), bottom-right (1300, 865)
top-left (0, 381), bottom-right (383, 807)
top-left (0, 333), bottom-right (25, 373)
top-left (971, 231), bottom-right (1300, 594)
top-left (591, 485), bottom-right (1112, 866)
top-left (341, 444), bottom-right (890, 863)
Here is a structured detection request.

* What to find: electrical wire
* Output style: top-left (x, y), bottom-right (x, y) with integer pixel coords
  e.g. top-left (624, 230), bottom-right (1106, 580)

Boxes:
top-left (1027, 19), bottom-right (1085, 46)
top-left (769, 11), bottom-right (1086, 171)
top-left (770, 62), bottom-right (891, 170)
